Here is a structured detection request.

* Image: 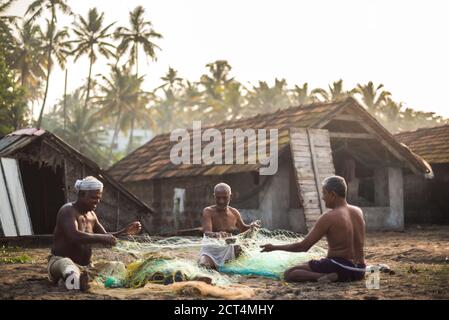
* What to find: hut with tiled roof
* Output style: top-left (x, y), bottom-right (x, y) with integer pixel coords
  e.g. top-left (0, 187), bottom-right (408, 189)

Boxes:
top-left (108, 97), bottom-right (432, 233)
top-left (0, 128), bottom-right (155, 236)
top-left (396, 124), bottom-right (449, 224)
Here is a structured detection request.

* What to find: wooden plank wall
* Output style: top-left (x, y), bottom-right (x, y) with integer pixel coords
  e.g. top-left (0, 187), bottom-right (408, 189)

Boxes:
top-left (289, 128), bottom-right (335, 231)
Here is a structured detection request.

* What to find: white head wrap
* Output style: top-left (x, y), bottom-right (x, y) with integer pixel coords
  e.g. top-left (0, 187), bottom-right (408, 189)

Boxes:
top-left (75, 176), bottom-right (103, 192)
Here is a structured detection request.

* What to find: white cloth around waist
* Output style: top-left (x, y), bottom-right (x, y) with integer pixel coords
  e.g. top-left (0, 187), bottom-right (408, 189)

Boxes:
top-left (199, 236), bottom-right (236, 267)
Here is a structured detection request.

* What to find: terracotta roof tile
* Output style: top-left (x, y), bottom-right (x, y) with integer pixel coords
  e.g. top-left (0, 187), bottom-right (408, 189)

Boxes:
top-left (395, 124), bottom-right (449, 164)
top-left (108, 98), bottom-right (432, 182)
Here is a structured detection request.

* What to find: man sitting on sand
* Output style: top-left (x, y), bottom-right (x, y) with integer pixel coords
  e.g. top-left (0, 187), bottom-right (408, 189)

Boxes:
top-left (199, 183), bottom-right (260, 270)
top-left (48, 176), bottom-right (142, 291)
top-left (261, 176), bottom-right (366, 283)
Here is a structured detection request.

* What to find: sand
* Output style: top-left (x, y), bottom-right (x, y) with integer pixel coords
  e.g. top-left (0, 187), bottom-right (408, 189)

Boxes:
top-left (1, 225), bottom-right (448, 300)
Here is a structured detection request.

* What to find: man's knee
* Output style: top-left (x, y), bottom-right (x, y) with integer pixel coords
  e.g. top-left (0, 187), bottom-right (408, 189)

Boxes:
top-left (284, 269), bottom-right (302, 282)
top-left (284, 263), bottom-right (311, 281)
top-left (49, 257), bottom-right (80, 282)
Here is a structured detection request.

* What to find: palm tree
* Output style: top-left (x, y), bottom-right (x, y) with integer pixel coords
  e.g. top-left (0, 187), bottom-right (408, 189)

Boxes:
top-left (0, 0), bottom-right (19, 62)
top-left (62, 102), bottom-right (109, 167)
top-left (122, 93), bottom-right (153, 153)
top-left (377, 98), bottom-right (403, 132)
top-left (11, 21), bottom-right (46, 104)
top-left (70, 8), bottom-right (116, 114)
top-left (34, 20), bottom-right (71, 125)
top-left (291, 83), bottom-right (320, 105)
top-left (247, 78), bottom-right (290, 115)
top-left (223, 80), bottom-right (245, 121)
top-left (96, 65), bottom-right (144, 155)
top-left (178, 80), bottom-right (202, 125)
top-left (312, 79), bottom-right (352, 102)
top-left (0, 0), bottom-right (17, 29)
top-left (199, 60), bottom-right (236, 122)
top-left (160, 67), bottom-right (182, 88)
top-left (44, 88), bottom-right (109, 166)
top-left (0, 47), bottom-right (28, 134)
top-left (26, 0), bottom-right (72, 128)
top-left (114, 7), bottom-right (161, 151)
top-left (114, 5), bottom-right (162, 76)
top-left (354, 81), bottom-right (391, 114)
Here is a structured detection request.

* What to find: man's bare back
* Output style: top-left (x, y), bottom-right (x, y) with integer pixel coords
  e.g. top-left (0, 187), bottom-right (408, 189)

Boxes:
top-left (323, 204), bottom-right (365, 264)
top-left (260, 176), bottom-right (366, 282)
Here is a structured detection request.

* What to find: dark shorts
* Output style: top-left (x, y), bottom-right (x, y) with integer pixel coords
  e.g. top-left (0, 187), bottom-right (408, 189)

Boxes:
top-left (308, 257), bottom-right (365, 282)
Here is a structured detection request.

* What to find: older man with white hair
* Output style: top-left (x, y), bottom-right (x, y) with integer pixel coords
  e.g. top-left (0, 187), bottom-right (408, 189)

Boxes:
top-left (48, 176), bottom-right (142, 291)
top-left (199, 182), bottom-right (260, 270)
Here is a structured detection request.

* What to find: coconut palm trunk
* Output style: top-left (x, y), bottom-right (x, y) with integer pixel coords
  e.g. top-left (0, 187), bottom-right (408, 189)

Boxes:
top-left (110, 107), bottom-right (123, 156)
top-left (36, 21), bottom-right (53, 128)
top-left (127, 47), bottom-right (138, 153)
top-left (83, 52), bottom-right (94, 112)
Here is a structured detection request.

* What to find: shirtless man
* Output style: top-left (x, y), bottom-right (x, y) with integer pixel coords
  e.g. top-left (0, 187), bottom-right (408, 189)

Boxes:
top-left (48, 176), bottom-right (142, 291)
top-left (260, 176), bottom-right (366, 282)
top-left (199, 183), bottom-right (260, 269)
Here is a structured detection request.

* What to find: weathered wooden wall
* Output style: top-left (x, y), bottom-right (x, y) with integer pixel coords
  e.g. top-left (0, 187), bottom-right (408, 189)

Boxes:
top-left (123, 151), bottom-right (303, 234)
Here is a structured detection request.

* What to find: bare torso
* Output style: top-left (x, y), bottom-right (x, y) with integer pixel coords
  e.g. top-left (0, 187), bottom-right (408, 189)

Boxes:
top-left (324, 205), bottom-right (365, 264)
top-left (52, 203), bottom-right (97, 266)
top-left (203, 205), bottom-right (242, 234)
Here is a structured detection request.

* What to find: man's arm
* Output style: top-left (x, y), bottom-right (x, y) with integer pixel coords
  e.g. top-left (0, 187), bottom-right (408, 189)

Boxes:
top-left (233, 208), bottom-right (251, 233)
top-left (261, 213), bottom-right (330, 253)
top-left (60, 209), bottom-right (113, 245)
top-left (93, 212), bottom-right (141, 236)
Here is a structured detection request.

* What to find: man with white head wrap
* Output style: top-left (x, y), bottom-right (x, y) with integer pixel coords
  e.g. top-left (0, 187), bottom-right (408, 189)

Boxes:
top-left (74, 176), bottom-right (104, 192)
top-left (48, 176), bottom-right (142, 291)
top-left (199, 182), bottom-right (261, 270)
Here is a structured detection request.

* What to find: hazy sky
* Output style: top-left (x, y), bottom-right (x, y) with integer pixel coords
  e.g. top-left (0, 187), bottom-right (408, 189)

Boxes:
top-left (8, 0), bottom-right (449, 118)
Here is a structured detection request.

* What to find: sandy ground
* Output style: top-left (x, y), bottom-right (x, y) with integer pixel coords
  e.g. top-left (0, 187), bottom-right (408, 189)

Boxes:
top-left (1, 225), bottom-right (448, 300)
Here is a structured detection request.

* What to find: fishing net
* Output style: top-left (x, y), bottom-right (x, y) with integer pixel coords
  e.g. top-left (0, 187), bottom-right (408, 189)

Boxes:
top-left (103, 227), bottom-right (326, 288)
top-left (218, 228), bottom-right (326, 279)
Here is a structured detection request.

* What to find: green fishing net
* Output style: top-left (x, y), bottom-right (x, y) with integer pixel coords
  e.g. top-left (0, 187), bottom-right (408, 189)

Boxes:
top-left (219, 228), bottom-right (326, 279)
top-left (104, 228), bottom-right (326, 288)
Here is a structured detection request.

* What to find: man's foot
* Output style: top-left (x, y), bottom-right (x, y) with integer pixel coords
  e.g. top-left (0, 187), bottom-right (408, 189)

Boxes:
top-left (317, 273), bottom-right (338, 283)
top-left (79, 271), bottom-right (90, 292)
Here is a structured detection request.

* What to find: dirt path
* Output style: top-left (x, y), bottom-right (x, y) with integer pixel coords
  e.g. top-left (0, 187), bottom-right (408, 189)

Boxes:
top-left (1, 225), bottom-right (448, 300)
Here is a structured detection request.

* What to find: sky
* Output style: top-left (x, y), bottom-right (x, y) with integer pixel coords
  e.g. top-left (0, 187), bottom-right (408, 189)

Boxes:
top-left (7, 0), bottom-right (449, 118)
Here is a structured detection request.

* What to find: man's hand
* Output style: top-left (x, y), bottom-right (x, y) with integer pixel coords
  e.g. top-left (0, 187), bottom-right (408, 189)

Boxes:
top-left (123, 221), bottom-right (142, 236)
top-left (218, 231), bottom-right (232, 238)
top-left (250, 220), bottom-right (261, 229)
top-left (102, 234), bottom-right (117, 246)
top-left (260, 243), bottom-right (276, 252)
